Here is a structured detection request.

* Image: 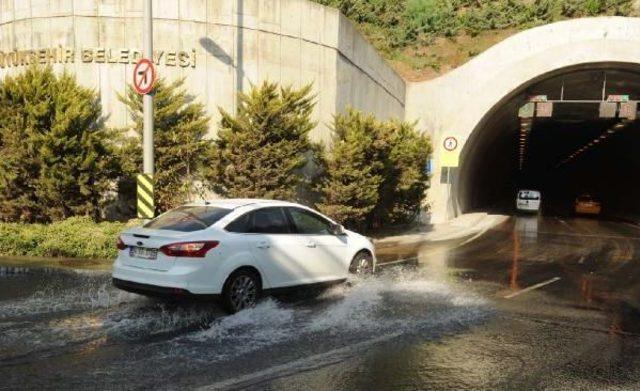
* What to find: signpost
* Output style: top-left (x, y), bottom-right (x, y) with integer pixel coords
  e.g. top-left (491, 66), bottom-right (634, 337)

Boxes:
top-left (138, 0), bottom-right (155, 219)
top-left (607, 94), bottom-right (630, 103)
top-left (441, 136), bottom-right (460, 168)
top-left (136, 174), bottom-right (155, 219)
top-left (440, 136), bottom-right (460, 187)
top-left (133, 58), bottom-right (156, 95)
top-left (536, 101), bottom-right (553, 117)
top-left (620, 101), bottom-right (638, 120)
top-left (528, 95), bottom-right (548, 102)
top-left (443, 136), bottom-right (458, 152)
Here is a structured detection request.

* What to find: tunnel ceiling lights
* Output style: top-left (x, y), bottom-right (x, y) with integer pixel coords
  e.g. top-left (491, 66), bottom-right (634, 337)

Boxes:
top-left (519, 90), bottom-right (637, 170)
top-left (518, 117), bottom-right (534, 171)
top-left (555, 119), bottom-right (634, 168)
top-left (518, 98), bottom-right (553, 171)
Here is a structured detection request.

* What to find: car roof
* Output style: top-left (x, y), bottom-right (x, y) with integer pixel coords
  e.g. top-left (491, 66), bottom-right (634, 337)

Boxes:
top-left (185, 198), bottom-right (302, 209)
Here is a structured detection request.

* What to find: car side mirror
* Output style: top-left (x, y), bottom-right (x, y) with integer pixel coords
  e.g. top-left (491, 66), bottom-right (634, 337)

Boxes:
top-left (331, 224), bottom-right (346, 236)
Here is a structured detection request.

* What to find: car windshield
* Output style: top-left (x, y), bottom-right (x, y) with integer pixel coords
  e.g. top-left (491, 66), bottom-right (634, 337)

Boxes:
top-left (144, 206), bottom-right (232, 232)
top-left (578, 195), bottom-right (594, 202)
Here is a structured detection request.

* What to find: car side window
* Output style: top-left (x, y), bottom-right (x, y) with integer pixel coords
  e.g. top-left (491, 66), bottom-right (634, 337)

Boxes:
top-left (249, 207), bottom-right (291, 234)
top-left (225, 212), bottom-right (251, 233)
top-left (287, 208), bottom-right (333, 235)
top-left (226, 207), bottom-right (292, 234)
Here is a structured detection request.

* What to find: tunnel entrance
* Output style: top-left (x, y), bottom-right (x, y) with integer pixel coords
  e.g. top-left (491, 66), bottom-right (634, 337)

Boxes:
top-left (458, 63), bottom-right (640, 219)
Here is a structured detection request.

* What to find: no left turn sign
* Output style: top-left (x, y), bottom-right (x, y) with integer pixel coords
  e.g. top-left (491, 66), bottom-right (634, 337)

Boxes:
top-left (443, 136), bottom-right (458, 152)
top-left (133, 58), bottom-right (156, 95)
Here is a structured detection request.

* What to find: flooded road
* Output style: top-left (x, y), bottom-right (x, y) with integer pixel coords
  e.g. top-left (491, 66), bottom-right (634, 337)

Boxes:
top-left (2, 216), bottom-right (640, 390)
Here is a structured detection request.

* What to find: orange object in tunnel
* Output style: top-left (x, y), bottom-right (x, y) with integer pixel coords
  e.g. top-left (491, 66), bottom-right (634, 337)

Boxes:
top-left (575, 194), bottom-right (602, 215)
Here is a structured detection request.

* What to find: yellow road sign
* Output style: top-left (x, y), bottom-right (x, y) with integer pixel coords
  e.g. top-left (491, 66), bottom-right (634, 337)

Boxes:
top-left (441, 150), bottom-right (460, 167)
top-left (441, 136), bottom-right (460, 167)
top-left (137, 174), bottom-right (155, 219)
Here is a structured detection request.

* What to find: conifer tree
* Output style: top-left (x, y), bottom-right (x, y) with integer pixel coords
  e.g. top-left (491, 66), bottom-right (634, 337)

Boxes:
top-left (207, 82), bottom-right (318, 201)
top-left (374, 119), bottom-right (432, 225)
top-left (119, 78), bottom-right (210, 213)
top-left (318, 109), bottom-right (432, 230)
top-left (0, 66), bottom-right (119, 222)
top-left (317, 109), bottom-right (388, 230)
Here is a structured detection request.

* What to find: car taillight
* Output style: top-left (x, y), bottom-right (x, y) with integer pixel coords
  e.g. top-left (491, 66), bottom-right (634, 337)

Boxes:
top-left (116, 236), bottom-right (126, 251)
top-left (159, 241), bottom-right (219, 258)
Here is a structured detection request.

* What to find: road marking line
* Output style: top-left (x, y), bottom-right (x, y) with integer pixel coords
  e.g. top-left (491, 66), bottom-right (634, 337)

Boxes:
top-left (504, 277), bottom-right (561, 299)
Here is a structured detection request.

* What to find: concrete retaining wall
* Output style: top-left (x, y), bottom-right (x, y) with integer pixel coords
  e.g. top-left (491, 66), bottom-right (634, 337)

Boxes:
top-left (0, 0), bottom-right (405, 144)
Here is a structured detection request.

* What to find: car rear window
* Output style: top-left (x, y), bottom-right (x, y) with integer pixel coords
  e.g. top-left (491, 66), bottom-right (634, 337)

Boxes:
top-left (144, 206), bottom-right (232, 232)
top-left (518, 191), bottom-right (540, 200)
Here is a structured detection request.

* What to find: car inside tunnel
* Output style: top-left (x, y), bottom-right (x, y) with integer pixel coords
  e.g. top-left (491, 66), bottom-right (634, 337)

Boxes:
top-left (457, 63), bottom-right (640, 219)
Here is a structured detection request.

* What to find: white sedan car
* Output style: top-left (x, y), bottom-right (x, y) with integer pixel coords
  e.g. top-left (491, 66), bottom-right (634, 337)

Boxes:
top-left (112, 199), bottom-right (376, 313)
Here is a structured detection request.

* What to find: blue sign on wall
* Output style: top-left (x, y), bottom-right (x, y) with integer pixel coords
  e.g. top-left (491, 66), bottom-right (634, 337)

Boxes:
top-left (425, 158), bottom-right (434, 175)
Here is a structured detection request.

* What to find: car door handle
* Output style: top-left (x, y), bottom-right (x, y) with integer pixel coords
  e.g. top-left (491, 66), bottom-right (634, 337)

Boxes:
top-left (256, 241), bottom-right (270, 249)
top-left (305, 241), bottom-right (316, 248)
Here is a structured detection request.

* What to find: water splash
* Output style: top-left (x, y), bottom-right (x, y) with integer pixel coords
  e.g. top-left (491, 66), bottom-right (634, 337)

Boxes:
top-left (0, 282), bottom-right (140, 319)
top-left (175, 267), bottom-right (491, 362)
top-left (0, 265), bottom-right (492, 374)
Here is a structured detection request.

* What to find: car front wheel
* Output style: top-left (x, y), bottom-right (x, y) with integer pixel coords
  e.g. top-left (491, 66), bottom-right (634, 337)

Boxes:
top-left (221, 269), bottom-right (261, 314)
top-left (349, 251), bottom-right (374, 275)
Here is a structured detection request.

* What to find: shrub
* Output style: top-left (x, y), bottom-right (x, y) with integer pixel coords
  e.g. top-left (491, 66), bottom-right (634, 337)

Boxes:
top-left (373, 119), bottom-right (432, 226)
top-left (317, 110), bottom-right (387, 230)
top-left (0, 217), bottom-right (134, 259)
top-left (119, 78), bottom-right (210, 214)
top-left (0, 66), bottom-right (120, 223)
top-left (318, 109), bottom-right (432, 231)
top-left (206, 81), bottom-right (319, 201)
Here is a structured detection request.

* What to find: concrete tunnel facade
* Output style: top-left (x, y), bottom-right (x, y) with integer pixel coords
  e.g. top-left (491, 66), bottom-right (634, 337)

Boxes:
top-left (407, 17), bottom-right (640, 223)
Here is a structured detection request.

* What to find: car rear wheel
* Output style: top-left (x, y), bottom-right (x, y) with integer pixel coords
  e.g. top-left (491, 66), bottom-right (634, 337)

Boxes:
top-left (349, 251), bottom-right (374, 275)
top-left (222, 269), bottom-right (261, 314)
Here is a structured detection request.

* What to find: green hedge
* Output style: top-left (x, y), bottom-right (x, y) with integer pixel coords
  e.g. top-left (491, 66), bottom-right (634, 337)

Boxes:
top-left (0, 217), bottom-right (138, 260)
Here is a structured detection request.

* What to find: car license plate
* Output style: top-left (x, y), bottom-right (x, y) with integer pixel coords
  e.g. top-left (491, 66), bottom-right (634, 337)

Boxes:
top-left (130, 247), bottom-right (158, 260)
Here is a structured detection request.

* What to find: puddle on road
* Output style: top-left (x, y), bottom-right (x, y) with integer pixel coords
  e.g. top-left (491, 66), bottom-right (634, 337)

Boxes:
top-left (0, 264), bottom-right (493, 389)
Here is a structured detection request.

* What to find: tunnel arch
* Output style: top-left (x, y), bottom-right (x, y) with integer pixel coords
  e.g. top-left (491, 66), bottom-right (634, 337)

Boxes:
top-left (406, 17), bottom-right (640, 222)
top-left (456, 62), bottom-right (640, 215)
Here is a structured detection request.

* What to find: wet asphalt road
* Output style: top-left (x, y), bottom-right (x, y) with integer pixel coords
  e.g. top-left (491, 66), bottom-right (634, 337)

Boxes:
top-left (2, 216), bottom-right (640, 390)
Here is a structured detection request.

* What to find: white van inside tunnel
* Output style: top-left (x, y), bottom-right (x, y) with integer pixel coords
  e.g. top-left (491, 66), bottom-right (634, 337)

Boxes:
top-left (516, 190), bottom-right (541, 213)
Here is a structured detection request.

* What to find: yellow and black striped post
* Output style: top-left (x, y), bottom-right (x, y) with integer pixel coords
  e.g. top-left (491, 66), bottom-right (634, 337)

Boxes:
top-left (136, 174), bottom-right (155, 219)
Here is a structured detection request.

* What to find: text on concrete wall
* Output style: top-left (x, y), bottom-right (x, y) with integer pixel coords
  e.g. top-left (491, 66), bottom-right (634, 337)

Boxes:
top-left (0, 47), bottom-right (197, 69)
